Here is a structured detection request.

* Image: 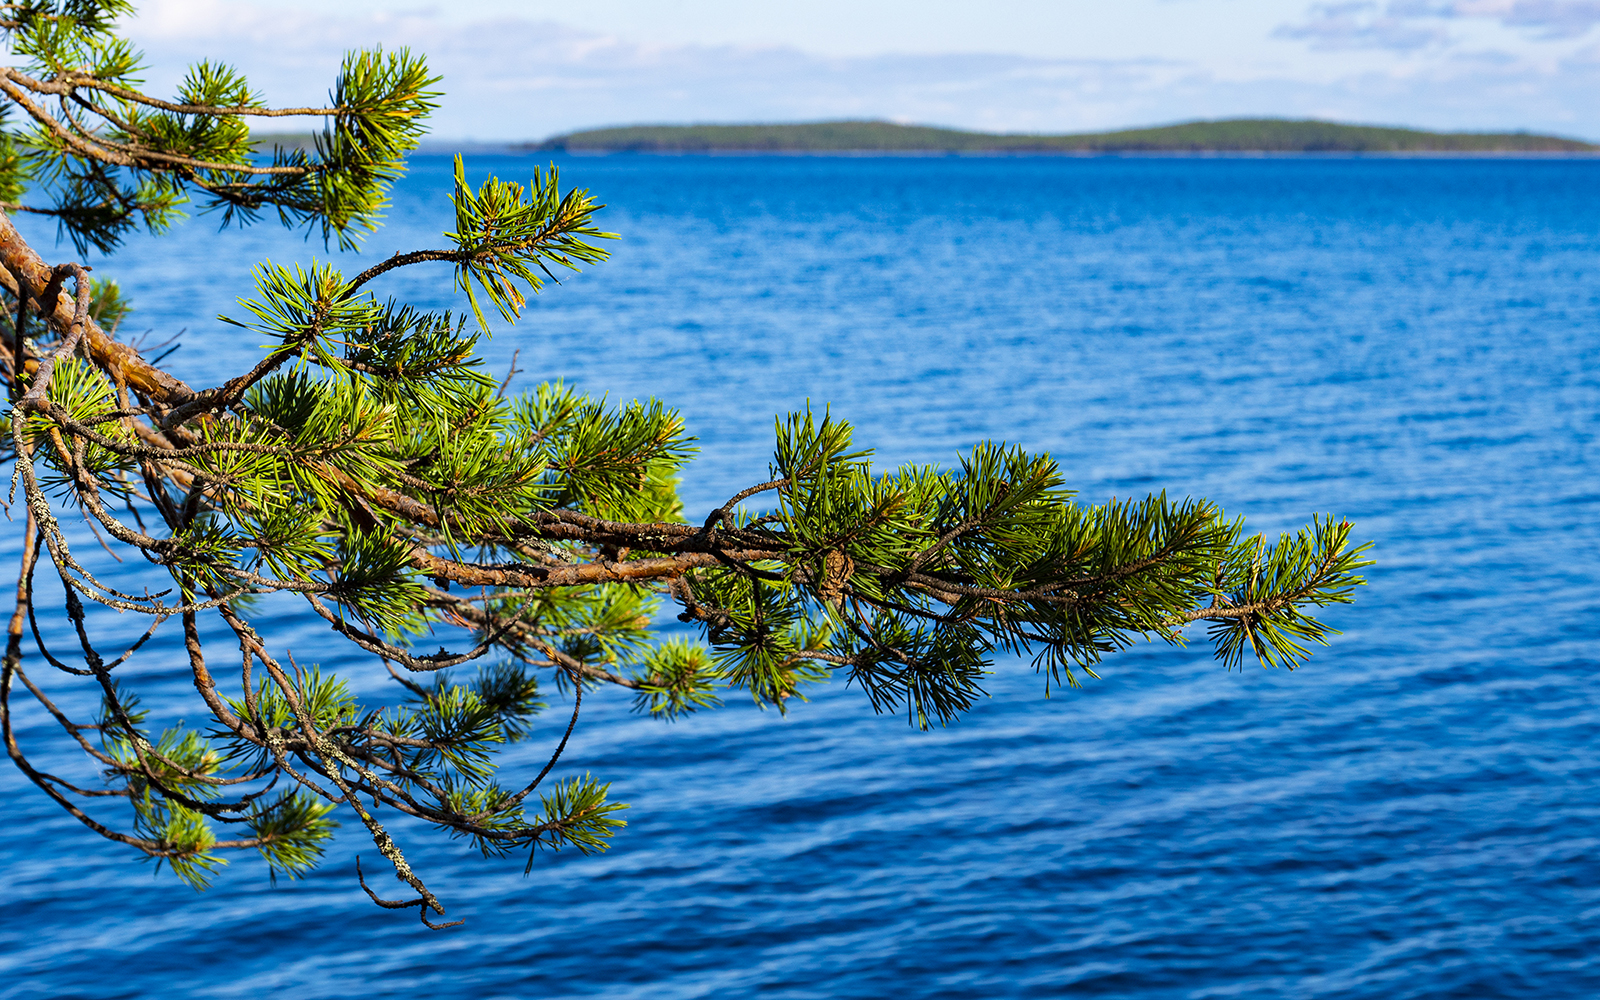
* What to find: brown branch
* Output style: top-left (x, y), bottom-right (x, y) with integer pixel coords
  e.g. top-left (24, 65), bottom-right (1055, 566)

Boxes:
top-left (8, 69), bottom-right (340, 118)
top-left (422, 588), bottom-right (643, 690)
top-left (0, 211), bottom-right (195, 402)
top-left (0, 73), bottom-right (136, 166)
top-left (703, 477), bottom-right (787, 530)
top-left (501, 667), bottom-right (582, 809)
top-left (411, 547), bottom-right (751, 590)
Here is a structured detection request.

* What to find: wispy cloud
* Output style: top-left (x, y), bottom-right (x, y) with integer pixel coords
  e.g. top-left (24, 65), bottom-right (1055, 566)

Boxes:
top-left (1382, 0), bottom-right (1600, 38)
top-left (1275, 3), bottom-right (1450, 50)
top-left (118, 1), bottom-right (1231, 137)
top-left (112, 0), bottom-right (1600, 140)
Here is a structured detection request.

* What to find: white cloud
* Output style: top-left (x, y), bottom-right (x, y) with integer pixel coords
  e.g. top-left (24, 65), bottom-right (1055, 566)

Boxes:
top-left (116, 2), bottom-right (1225, 136)
top-left (1388, 0), bottom-right (1600, 37)
top-left (1275, 3), bottom-right (1452, 50)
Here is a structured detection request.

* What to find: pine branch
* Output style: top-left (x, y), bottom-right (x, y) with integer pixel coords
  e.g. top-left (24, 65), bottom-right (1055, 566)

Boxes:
top-left (0, 1), bottom-right (1370, 923)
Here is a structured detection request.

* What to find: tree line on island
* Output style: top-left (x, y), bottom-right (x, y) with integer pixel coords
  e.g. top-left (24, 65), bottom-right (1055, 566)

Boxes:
top-left (522, 118), bottom-right (1597, 154)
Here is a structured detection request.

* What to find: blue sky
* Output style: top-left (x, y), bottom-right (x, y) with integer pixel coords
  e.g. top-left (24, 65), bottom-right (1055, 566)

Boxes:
top-left (117, 0), bottom-right (1600, 140)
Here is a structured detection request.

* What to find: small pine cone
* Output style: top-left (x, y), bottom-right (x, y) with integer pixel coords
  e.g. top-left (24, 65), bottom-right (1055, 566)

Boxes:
top-left (818, 549), bottom-right (854, 604)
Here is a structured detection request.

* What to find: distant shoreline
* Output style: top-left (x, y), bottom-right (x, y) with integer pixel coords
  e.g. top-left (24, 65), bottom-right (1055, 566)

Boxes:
top-left (390, 146), bottom-right (1600, 161)
top-left (524, 148), bottom-right (1600, 160)
top-left (511, 118), bottom-right (1598, 156)
top-left (249, 120), bottom-right (1600, 159)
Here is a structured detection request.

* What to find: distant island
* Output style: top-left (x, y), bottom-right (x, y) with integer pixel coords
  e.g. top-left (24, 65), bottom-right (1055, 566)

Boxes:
top-left (523, 119), bottom-right (1598, 155)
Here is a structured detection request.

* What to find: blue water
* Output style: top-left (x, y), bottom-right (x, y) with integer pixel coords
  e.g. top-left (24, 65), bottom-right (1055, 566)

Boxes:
top-left (3, 155), bottom-right (1598, 998)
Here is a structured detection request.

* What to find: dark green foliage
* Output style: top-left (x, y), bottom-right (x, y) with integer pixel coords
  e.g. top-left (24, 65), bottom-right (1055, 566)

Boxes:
top-left (0, 111), bottom-right (33, 205)
top-left (333, 530), bottom-right (430, 635)
top-left (344, 303), bottom-right (489, 403)
top-left (0, 4), bottom-right (438, 252)
top-left (25, 357), bottom-right (134, 497)
top-left (4, 2), bottom-right (139, 71)
top-left (250, 793), bottom-right (339, 881)
top-left (224, 665), bottom-right (362, 745)
top-left (447, 158), bottom-right (615, 330)
top-left (518, 381), bottom-right (694, 523)
top-left (631, 640), bottom-right (723, 719)
top-left (530, 774), bottom-right (628, 856)
top-left (1206, 516), bottom-right (1368, 670)
top-left (467, 663), bottom-right (546, 741)
top-left (86, 277), bottom-right (129, 330)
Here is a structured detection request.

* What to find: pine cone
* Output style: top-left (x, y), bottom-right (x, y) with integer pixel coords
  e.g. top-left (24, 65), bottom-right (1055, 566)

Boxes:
top-left (818, 548), bottom-right (854, 604)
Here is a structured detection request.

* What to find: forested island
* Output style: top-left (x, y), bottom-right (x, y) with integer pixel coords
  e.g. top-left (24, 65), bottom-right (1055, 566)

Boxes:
top-left (524, 118), bottom-right (1597, 154)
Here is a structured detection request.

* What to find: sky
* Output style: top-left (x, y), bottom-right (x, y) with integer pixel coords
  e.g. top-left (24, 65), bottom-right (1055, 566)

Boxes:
top-left (108, 0), bottom-right (1600, 140)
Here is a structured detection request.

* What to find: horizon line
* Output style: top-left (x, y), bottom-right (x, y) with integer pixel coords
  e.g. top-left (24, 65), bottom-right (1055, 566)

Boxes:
top-left (245, 116), bottom-right (1600, 147)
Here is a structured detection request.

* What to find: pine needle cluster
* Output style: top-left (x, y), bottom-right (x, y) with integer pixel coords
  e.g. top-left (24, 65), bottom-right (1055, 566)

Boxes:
top-left (0, 3), bottom-right (1372, 927)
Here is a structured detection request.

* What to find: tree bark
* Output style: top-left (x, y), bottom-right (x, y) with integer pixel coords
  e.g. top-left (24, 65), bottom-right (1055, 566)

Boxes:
top-left (0, 212), bottom-right (196, 403)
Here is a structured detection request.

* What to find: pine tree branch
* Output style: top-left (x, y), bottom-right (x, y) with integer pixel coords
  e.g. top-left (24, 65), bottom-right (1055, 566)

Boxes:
top-left (5, 67), bottom-right (340, 117)
top-left (0, 17), bottom-right (1367, 913)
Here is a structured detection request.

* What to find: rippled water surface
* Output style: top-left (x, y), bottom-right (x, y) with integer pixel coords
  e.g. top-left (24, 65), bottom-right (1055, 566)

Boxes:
top-left (3, 155), bottom-right (1598, 998)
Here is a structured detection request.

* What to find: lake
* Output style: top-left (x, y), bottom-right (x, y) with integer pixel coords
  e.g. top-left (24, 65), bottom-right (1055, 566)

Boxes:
top-left (3, 154), bottom-right (1598, 998)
